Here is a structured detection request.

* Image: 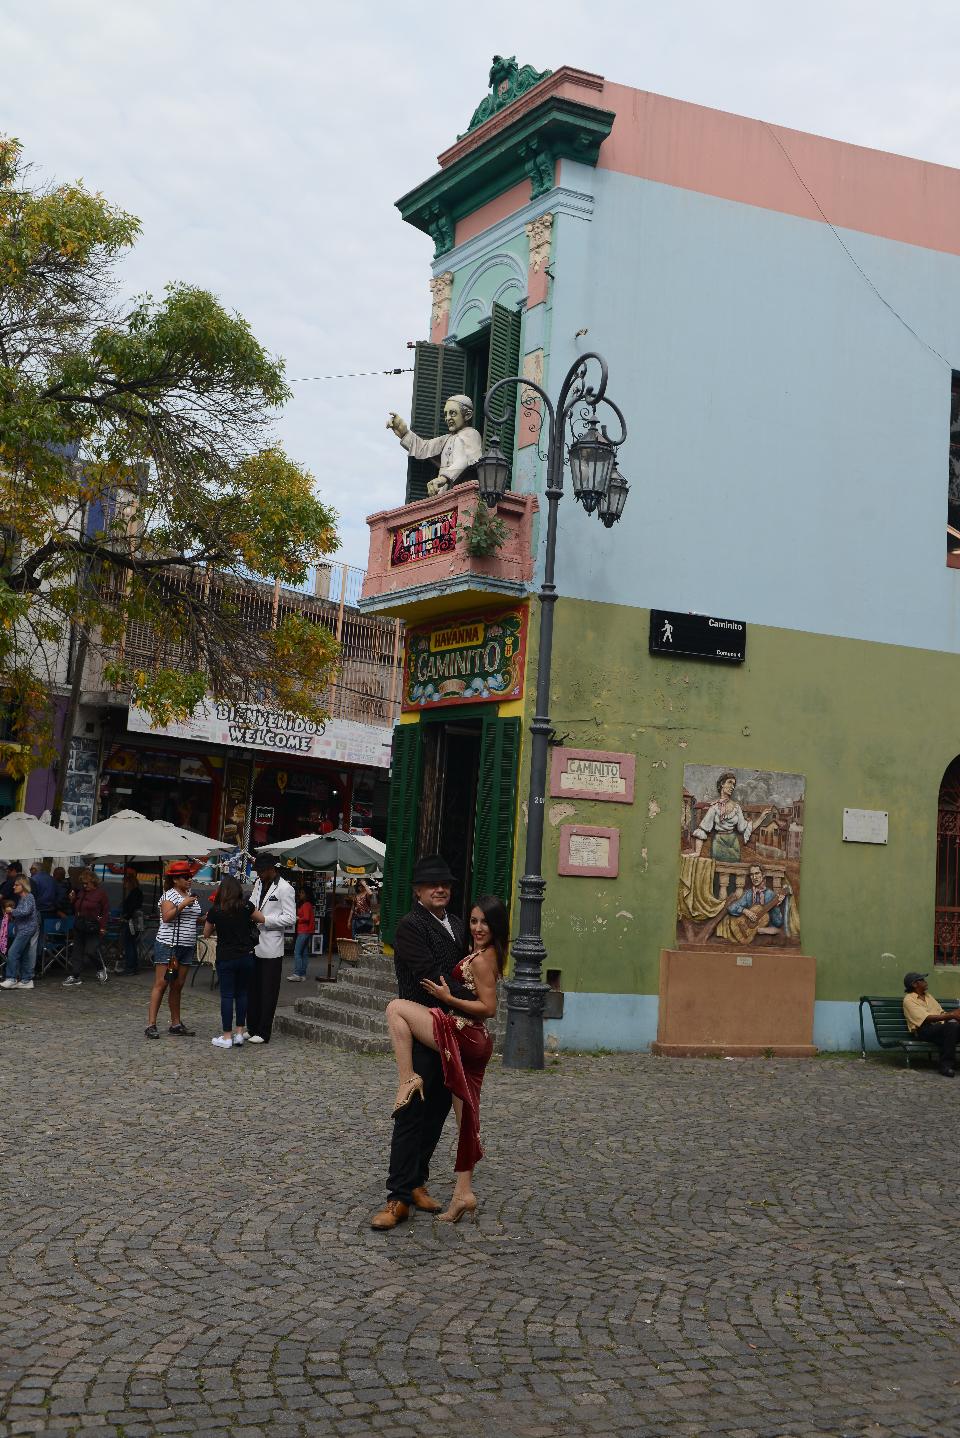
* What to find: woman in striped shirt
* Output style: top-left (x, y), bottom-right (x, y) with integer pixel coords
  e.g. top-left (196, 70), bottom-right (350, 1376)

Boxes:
top-left (144, 860), bottom-right (202, 1040)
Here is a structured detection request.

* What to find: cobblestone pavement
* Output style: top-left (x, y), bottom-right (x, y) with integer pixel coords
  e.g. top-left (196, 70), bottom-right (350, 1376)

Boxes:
top-left (2, 968), bottom-right (959, 1438)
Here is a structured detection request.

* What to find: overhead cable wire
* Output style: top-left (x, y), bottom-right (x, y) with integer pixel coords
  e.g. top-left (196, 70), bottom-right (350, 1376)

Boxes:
top-left (289, 367), bottom-right (413, 383)
top-left (762, 122), bottom-right (951, 370)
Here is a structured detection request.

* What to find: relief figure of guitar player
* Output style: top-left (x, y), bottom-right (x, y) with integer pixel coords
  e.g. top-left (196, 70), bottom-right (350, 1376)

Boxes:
top-left (677, 764), bottom-right (804, 950)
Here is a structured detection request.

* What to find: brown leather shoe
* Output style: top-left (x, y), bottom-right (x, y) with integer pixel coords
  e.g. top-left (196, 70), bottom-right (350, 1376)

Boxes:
top-left (410, 1186), bottom-right (442, 1213)
top-left (370, 1200), bottom-right (409, 1230)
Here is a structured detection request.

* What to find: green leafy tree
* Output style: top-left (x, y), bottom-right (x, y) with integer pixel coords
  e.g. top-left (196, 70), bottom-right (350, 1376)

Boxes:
top-left (0, 137), bottom-right (340, 793)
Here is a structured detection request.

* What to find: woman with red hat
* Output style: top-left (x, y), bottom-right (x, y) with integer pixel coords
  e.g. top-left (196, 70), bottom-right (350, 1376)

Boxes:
top-left (144, 860), bottom-right (202, 1039)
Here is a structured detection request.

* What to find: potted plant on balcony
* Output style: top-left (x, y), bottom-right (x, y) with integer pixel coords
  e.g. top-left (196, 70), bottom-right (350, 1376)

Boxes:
top-left (459, 501), bottom-right (508, 559)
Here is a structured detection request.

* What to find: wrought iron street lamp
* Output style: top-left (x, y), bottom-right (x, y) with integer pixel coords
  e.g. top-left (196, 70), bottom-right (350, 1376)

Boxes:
top-left (481, 353), bottom-right (629, 1069)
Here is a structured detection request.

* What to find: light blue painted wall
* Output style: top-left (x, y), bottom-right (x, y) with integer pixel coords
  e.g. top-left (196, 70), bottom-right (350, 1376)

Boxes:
top-left (546, 991), bottom-right (887, 1054)
top-left (541, 160), bottom-right (960, 653)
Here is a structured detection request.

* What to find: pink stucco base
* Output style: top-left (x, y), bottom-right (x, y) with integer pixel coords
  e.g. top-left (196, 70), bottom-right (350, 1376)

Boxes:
top-left (362, 482), bottom-right (538, 606)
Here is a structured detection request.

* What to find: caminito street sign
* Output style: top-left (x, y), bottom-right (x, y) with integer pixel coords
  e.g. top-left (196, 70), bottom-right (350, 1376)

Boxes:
top-left (649, 609), bottom-right (747, 664)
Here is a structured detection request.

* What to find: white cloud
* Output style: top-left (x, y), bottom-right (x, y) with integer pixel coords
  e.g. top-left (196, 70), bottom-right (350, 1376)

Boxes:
top-left (4, 0), bottom-right (960, 566)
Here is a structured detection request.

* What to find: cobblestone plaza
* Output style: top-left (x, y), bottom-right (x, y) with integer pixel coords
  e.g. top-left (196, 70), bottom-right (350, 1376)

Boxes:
top-left (2, 972), bottom-right (958, 1438)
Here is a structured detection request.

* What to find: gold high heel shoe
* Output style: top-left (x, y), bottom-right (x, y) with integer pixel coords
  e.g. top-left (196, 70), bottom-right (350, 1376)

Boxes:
top-left (391, 1074), bottom-right (425, 1117)
top-left (436, 1193), bottom-right (478, 1223)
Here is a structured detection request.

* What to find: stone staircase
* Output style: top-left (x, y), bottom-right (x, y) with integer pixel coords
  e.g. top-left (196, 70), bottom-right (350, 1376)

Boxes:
top-left (275, 951), bottom-right (394, 1053)
top-left (274, 948), bottom-right (506, 1055)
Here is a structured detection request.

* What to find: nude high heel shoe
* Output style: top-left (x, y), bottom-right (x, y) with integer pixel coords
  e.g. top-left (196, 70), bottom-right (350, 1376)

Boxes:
top-left (391, 1074), bottom-right (425, 1117)
top-left (437, 1193), bottom-right (478, 1223)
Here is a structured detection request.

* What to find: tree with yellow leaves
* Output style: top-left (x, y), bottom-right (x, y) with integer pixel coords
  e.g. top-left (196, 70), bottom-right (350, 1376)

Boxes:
top-left (0, 138), bottom-right (340, 812)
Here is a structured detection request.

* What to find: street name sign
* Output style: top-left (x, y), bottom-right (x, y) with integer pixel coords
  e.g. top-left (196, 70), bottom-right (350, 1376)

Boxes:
top-left (649, 609), bottom-right (746, 664)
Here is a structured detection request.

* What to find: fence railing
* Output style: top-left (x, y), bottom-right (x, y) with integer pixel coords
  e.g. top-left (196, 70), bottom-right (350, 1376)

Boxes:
top-left (95, 561), bottom-right (404, 729)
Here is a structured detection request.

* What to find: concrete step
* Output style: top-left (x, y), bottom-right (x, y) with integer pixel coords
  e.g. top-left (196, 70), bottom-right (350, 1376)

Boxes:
top-left (315, 979), bottom-right (395, 1012)
top-left (294, 994), bottom-right (388, 1035)
top-left (337, 962), bottom-right (396, 995)
top-left (273, 1010), bottom-right (391, 1054)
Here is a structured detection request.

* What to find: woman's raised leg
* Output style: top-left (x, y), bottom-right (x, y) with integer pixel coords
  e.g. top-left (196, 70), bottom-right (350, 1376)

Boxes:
top-left (385, 999), bottom-right (439, 1112)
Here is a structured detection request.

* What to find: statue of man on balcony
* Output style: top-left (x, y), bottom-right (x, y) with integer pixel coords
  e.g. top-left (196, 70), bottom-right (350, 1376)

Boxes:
top-left (387, 395), bottom-right (482, 498)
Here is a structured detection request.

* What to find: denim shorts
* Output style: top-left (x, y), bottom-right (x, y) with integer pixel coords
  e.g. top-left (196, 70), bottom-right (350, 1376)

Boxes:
top-left (153, 941), bottom-right (197, 967)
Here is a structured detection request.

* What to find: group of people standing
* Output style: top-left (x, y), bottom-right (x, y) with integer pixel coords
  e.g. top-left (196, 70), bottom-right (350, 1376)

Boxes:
top-left (0, 860), bottom-right (80, 990)
top-left (145, 854), bottom-right (297, 1045)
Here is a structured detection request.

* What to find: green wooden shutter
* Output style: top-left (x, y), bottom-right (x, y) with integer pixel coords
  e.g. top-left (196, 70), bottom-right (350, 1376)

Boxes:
top-left (380, 722), bottom-right (423, 944)
top-left (483, 302), bottom-right (523, 470)
top-left (471, 715), bottom-right (522, 920)
top-left (405, 342), bottom-right (469, 503)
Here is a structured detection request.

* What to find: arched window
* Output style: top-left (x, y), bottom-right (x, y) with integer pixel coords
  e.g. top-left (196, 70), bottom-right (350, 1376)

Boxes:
top-left (934, 757), bottom-right (960, 964)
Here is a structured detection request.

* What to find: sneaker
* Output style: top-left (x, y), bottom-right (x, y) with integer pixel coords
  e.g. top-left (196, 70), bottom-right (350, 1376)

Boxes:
top-left (168, 1022), bottom-right (195, 1036)
top-left (62, 976), bottom-right (82, 988)
top-left (233, 1032), bottom-right (246, 1046)
top-left (246, 1034), bottom-right (265, 1044)
top-left (286, 973), bottom-right (304, 982)
top-left (211, 1035), bottom-right (233, 1049)
top-left (144, 1024), bottom-right (160, 1039)
top-left (0, 978), bottom-right (18, 989)
top-left (17, 980), bottom-right (34, 990)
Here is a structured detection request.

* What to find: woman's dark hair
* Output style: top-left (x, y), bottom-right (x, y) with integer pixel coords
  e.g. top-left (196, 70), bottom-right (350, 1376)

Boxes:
top-left (297, 883), bottom-right (309, 902)
top-left (716, 771), bottom-right (737, 795)
top-left (470, 894), bottom-right (509, 975)
top-left (217, 874), bottom-right (244, 913)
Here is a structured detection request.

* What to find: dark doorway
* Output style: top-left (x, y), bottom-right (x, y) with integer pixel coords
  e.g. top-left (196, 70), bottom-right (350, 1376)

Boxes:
top-left (417, 719), bottom-right (482, 920)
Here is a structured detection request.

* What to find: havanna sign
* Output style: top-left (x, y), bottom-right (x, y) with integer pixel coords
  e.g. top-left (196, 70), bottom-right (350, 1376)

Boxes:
top-left (402, 607), bottom-right (527, 711)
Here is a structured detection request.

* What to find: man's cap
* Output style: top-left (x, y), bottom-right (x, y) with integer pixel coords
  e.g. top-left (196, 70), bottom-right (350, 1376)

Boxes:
top-left (165, 860), bottom-right (193, 878)
top-left (412, 853), bottom-right (454, 887)
top-left (254, 853), bottom-right (279, 871)
top-left (904, 971), bottom-right (928, 990)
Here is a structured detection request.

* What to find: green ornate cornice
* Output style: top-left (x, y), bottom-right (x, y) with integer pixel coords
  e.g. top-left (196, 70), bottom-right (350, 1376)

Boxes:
top-left (462, 55), bottom-right (553, 137)
top-left (397, 93), bottom-right (614, 258)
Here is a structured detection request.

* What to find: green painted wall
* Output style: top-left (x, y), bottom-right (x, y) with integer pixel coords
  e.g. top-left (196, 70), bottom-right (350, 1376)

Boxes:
top-left (515, 597), bottom-right (958, 1001)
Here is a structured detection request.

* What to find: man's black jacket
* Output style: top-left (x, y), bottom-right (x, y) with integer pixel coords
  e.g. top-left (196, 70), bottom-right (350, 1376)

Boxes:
top-left (393, 903), bottom-right (469, 1007)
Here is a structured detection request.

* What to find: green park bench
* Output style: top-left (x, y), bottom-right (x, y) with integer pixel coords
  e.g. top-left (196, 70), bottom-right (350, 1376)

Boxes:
top-left (859, 994), bottom-right (960, 1065)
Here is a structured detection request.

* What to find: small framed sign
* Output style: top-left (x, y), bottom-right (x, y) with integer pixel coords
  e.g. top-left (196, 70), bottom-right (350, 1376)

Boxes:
top-left (254, 805), bottom-right (275, 825)
top-left (650, 609), bottom-right (746, 664)
top-left (550, 747), bottom-right (635, 804)
top-left (558, 825), bottom-right (620, 878)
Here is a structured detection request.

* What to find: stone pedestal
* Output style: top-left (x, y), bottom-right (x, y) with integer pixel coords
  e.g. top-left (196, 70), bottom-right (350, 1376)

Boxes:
top-left (651, 948), bottom-right (817, 1058)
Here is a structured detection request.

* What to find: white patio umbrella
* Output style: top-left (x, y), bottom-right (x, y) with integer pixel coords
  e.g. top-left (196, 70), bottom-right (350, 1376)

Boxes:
top-left (0, 811), bottom-right (76, 863)
top-left (256, 832), bottom-right (321, 856)
top-left (68, 809), bottom-right (230, 859)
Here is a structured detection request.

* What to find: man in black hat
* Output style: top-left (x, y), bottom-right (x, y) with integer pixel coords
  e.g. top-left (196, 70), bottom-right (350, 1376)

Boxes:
top-left (371, 854), bottom-right (469, 1230)
top-left (902, 972), bottom-right (960, 1076)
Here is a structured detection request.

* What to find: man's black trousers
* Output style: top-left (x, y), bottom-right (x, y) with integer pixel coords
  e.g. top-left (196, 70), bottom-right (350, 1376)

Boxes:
top-left (917, 1017), bottom-right (960, 1069)
top-left (247, 954), bottom-right (283, 1042)
top-left (387, 1041), bottom-right (451, 1203)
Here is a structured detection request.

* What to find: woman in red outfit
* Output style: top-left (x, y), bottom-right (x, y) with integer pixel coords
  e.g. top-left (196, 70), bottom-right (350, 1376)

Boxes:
top-left (385, 894), bottom-right (507, 1222)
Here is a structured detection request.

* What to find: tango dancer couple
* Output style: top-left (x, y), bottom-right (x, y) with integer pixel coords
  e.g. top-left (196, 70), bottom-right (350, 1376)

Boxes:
top-left (370, 853), bottom-right (507, 1230)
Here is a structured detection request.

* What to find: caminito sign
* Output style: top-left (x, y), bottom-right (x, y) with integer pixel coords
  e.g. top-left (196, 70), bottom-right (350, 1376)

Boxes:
top-left (649, 608), bottom-right (747, 664)
top-left (402, 607), bottom-right (528, 710)
top-left (390, 507), bottom-right (457, 567)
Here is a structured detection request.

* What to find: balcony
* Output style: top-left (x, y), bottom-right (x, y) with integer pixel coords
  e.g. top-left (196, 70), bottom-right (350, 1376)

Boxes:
top-left (359, 481), bottom-right (538, 623)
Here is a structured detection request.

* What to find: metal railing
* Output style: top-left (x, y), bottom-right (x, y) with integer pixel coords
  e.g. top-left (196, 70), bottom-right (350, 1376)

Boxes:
top-left (96, 560), bottom-right (404, 729)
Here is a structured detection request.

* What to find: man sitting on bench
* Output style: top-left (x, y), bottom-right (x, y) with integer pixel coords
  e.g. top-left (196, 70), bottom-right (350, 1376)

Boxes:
top-left (902, 971), bottom-right (960, 1077)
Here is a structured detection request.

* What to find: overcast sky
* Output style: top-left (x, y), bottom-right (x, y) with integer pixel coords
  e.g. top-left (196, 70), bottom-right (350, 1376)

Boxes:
top-left (5, 1), bottom-right (960, 571)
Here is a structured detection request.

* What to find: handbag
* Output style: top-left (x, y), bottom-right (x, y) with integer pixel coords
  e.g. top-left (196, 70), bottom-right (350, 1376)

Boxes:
top-left (74, 915), bottom-right (100, 937)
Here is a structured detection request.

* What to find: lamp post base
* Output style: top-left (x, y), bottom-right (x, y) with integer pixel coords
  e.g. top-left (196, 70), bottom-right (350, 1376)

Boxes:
top-left (501, 978), bottom-right (550, 1069)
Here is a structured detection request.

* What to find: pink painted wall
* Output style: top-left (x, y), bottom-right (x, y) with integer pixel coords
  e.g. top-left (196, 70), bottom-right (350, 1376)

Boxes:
top-left (454, 180), bottom-right (532, 247)
top-left (598, 82), bottom-right (960, 259)
top-left (362, 482), bottom-right (538, 604)
top-left (437, 65), bottom-right (960, 259)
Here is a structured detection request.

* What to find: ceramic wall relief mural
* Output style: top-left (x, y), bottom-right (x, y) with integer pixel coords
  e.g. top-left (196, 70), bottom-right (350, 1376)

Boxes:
top-left (678, 766), bottom-right (805, 949)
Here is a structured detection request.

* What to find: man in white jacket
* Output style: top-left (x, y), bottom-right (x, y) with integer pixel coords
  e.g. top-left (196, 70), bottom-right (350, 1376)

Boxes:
top-left (246, 854), bottom-right (297, 1043)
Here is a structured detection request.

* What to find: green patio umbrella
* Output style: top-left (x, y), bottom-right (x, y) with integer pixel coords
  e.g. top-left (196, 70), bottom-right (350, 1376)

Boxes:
top-left (263, 830), bottom-right (378, 971)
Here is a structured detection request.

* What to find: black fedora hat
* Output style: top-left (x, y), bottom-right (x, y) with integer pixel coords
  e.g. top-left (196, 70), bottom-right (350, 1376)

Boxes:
top-left (412, 854), bottom-right (454, 887)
